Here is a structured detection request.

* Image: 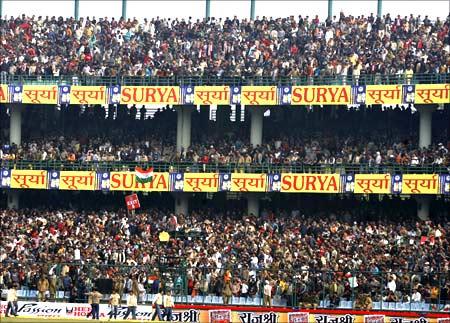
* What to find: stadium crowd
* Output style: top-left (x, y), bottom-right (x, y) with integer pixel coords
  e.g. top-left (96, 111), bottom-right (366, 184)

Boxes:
top-left (1, 207), bottom-right (449, 307)
top-left (1, 135), bottom-right (449, 167)
top-left (0, 12), bottom-right (449, 78)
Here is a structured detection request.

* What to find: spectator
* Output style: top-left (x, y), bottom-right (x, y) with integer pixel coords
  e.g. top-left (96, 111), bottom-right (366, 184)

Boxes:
top-left (124, 290), bottom-right (138, 320)
top-left (109, 290), bottom-right (121, 320)
top-left (37, 275), bottom-right (49, 302)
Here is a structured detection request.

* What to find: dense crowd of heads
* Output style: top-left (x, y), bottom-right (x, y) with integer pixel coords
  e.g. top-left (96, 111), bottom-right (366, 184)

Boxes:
top-left (1, 13), bottom-right (449, 78)
top-left (2, 135), bottom-right (449, 167)
top-left (1, 207), bottom-right (449, 307)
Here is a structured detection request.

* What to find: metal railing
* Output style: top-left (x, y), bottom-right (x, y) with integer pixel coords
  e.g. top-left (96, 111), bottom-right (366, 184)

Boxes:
top-left (2, 73), bottom-right (449, 86)
top-left (1, 160), bottom-right (449, 174)
top-left (1, 261), bottom-right (448, 312)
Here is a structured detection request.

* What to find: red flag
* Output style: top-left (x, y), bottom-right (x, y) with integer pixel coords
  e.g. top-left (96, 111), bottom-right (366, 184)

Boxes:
top-left (125, 194), bottom-right (140, 210)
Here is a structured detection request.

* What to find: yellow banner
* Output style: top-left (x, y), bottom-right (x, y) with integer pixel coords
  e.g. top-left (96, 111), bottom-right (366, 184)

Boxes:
top-left (231, 173), bottom-right (266, 192)
top-left (354, 174), bottom-right (391, 194)
top-left (281, 174), bottom-right (340, 193)
top-left (366, 85), bottom-right (401, 105)
top-left (0, 85), bottom-right (8, 103)
top-left (70, 86), bottom-right (106, 104)
top-left (194, 86), bottom-right (230, 105)
top-left (415, 84), bottom-right (450, 104)
top-left (291, 86), bottom-right (351, 105)
top-left (241, 86), bottom-right (277, 105)
top-left (22, 85), bottom-right (58, 104)
top-left (120, 86), bottom-right (180, 104)
top-left (402, 174), bottom-right (439, 194)
top-left (110, 172), bottom-right (169, 191)
top-left (10, 170), bottom-right (47, 189)
top-left (184, 173), bottom-right (219, 192)
top-left (59, 171), bottom-right (96, 190)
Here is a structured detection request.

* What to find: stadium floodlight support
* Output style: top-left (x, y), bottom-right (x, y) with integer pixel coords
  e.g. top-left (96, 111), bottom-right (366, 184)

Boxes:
top-left (205, 0), bottom-right (211, 18)
top-left (122, 0), bottom-right (127, 19)
top-left (327, 0), bottom-right (333, 20)
top-left (250, 0), bottom-right (256, 20)
top-left (74, 0), bottom-right (79, 20)
top-left (377, 0), bottom-right (382, 17)
top-left (0, 0), bottom-right (2, 19)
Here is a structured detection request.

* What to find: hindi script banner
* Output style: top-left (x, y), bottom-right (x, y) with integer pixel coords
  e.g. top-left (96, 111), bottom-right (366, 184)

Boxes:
top-left (183, 173), bottom-right (219, 192)
top-left (59, 171), bottom-right (96, 190)
top-left (22, 85), bottom-right (58, 104)
top-left (402, 174), bottom-right (439, 194)
top-left (10, 170), bottom-right (47, 189)
top-left (415, 84), bottom-right (450, 104)
top-left (354, 174), bottom-right (391, 194)
top-left (194, 86), bottom-right (230, 105)
top-left (366, 85), bottom-right (402, 105)
top-left (241, 86), bottom-right (277, 105)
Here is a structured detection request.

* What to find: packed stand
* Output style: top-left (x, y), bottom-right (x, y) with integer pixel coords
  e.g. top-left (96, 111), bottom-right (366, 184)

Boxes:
top-left (1, 135), bottom-right (449, 168)
top-left (1, 207), bottom-right (449, 309)
top-left (0, 13), bottom-right (449, 79)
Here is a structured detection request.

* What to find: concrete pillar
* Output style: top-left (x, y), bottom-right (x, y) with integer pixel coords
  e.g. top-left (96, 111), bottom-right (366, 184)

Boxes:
top-left (7, 191), bottom-right (19, 209)
top-left (250, 108), bottom-right (263, 147)
top-left (174, 193), bottom-right (189, 215)
top-left (182, 107), bottom-right (192, 150)
top-left (418, 105), bottom-right (434, 148)
top-left (9, 104), bottom-right (22, 146)
top-left (176, 106), bottom-right (193, 152)
top-left (247, 194), bottom-right (260, 217)
top-left (416, 196), bottom-right (430, 221)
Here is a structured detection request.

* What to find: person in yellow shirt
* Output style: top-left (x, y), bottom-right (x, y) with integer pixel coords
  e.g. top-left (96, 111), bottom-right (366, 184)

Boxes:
top-left (86, 288), bottom-right (103, 320)
top-left (124, 290), bottom-right (138, 320)
top-left (109, 290), bottom-right (121, 320)
top-left (163, 290), bottom-right (174, 322)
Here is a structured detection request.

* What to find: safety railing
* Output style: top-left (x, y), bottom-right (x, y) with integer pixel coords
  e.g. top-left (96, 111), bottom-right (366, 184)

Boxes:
top-left (1, 261), bottom-right (448, 312)
top-left (1, 160), bottom-right (449, 174)
top-left (2, 73), bottom-right (450, 86)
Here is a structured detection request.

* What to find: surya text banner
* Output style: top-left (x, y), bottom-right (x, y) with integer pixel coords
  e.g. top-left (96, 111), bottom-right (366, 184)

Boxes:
top-left (1, 84), bottom-right (449, 105)
top-left (1, 170), bottom-right (449, 194)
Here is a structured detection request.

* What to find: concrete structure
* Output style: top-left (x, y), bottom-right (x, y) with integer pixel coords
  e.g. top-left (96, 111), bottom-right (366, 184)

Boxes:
top-left (250, 108), bottom-right (263, 147)
top-left (419, 105), bottom-right (433, 148)
top-left (416, 196), bottom-right (430, 221)
top-left (176, 106), bottom-right (193, 152)
top-left (8, 104), bottom-right (22, 209)
top-left (247, 194), bottom-right (260, 217)
top-left (174, 194), bottom-right (189, 215)
top-left (9, 104), bottom-right (22, 146)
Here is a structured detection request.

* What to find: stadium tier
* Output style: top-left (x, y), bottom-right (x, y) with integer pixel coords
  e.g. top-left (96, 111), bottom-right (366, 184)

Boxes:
top-left (0, 9), bottom-right (450, 322)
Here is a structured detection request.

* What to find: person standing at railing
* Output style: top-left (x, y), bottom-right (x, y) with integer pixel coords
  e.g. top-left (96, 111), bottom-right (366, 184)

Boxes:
top-left (37, 275), bottom-right (49, 302)
top-left (123, 290), bottom-right (138, 320)
top-left (263, 280), bottom-right (272, 307)
top-left (5, 284), bottom-right (18, 317)
top-left (151, 290), bottom-right (164, 321)
top-left (109, 290), bottom-right (121, 320)
top-left (86, 288), bottom-right (103, 320)
top-left (163, 290), bottom-right (174, 322)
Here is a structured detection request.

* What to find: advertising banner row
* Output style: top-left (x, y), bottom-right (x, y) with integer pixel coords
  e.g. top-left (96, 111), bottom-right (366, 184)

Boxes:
top-left (0, 83), bottom-right (449, 106)
top-left (1, 301), bottom-right (449, 322)
top-left (1, 169), bottom-right (449, 195)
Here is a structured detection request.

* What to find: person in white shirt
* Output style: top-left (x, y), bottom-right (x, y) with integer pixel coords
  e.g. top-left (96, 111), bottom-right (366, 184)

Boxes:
top-left (241, 281), bottom-right (249, 298)
top-left (163, 290), bottom-right (174, 321)
top-left (151, 291), bottom-right (164, 321)
top-left (263, 281), bottom-right (272, 307)
top-left (411, 289), bottom-right (422, 302)
top-left (123, 291), bottom-right (137, 320)
top-left (5, 284), bottom-right (18, 317)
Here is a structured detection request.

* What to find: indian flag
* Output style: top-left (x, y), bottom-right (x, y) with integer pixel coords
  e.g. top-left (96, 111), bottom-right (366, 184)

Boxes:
top-left (135, 166), bottom-right (154, 184)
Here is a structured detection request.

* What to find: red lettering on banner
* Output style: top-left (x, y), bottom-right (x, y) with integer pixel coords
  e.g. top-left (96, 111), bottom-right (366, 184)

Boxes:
top-left (0, 87), bottom-right (6, 101)
top-left (282, 174), bottom-right (338, 192)
top-left (110, 173), bottom-right (168, 190)
top-left (291, 87), bottom-right (350, 104)
top-left (121, 87), bottom-right (178, 103)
